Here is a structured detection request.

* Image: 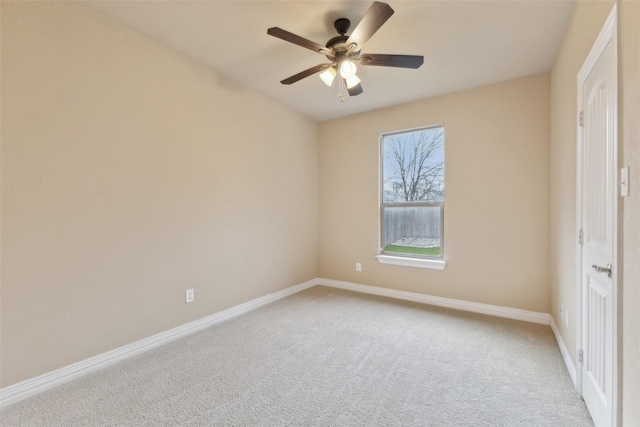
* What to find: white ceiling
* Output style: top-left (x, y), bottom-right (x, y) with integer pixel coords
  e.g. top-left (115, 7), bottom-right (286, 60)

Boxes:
top-left (78, 1), bottom-right (575, 122)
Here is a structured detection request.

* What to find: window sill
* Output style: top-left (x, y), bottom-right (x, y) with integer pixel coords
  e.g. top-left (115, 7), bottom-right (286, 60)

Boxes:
top-left (375, 254), bottom-right (447, 270)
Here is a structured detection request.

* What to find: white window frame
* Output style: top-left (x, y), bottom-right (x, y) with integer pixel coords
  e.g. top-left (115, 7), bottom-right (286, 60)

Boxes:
top-left (376, 125), bottom-right (446, 270)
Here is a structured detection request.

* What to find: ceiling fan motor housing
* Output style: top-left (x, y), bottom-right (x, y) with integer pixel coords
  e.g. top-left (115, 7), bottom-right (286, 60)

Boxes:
top-left (326, 18), bottom-right (361, 62)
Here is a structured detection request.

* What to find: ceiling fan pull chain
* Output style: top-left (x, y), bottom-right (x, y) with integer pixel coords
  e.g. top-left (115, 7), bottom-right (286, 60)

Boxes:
top-left (338, 78), bottom-right (345, 102)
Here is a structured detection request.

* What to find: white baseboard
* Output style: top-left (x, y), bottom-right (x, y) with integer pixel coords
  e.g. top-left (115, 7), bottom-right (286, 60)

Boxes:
top-left (0, 277), bottom-right (563, 409)
top-left (549, 316), bottom-right (577, 388)
top-left (0, 279), bottom-right (316, 409)
top-left (317, 278), bottom-right (551, 325)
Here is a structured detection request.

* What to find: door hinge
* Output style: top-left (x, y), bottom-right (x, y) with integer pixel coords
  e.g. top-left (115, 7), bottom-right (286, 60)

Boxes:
top-left (578, 349), bottom-right (583, 363)
top-left (578, 229), bottom-right (584, 246)
top-left (579, 111), bottom-right (584, 127)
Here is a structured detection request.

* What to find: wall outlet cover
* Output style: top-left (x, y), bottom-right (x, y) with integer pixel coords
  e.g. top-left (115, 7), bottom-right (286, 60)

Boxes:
top-left (186, 289), bottom-right (195, 303)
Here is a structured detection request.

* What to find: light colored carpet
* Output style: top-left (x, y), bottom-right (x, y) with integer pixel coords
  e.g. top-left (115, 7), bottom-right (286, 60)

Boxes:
top-left (0, 285), bottom-right (593, 426)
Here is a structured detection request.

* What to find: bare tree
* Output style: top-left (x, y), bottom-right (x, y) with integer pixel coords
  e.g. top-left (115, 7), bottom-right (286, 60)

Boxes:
top-left (384, 130), bottom-right (444, 202)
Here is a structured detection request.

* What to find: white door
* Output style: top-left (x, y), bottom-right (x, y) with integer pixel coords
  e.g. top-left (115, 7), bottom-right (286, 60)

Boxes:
top-left (579, 10), bottom-right (617, 427)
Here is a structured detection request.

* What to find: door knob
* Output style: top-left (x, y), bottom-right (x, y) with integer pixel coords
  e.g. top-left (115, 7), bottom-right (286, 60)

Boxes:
top-left (592, 263), bottom-right (613, 278)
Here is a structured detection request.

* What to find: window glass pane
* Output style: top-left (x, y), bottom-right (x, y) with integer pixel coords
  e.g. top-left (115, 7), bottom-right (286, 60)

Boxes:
top-left (382, 127), bottom-right (444, 203)
top-left (382, 205), bottom-right (441, 257)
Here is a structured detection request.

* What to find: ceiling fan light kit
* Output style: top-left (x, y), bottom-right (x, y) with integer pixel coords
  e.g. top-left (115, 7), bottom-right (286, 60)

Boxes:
top-left (267, 1), bottom-right (423, 100)
top-left (339, 59), bottom-right (357, 78)
top-left (345, 75), bottom-right (361, 89)
top-left (319, 67), bottom-right (337, 86)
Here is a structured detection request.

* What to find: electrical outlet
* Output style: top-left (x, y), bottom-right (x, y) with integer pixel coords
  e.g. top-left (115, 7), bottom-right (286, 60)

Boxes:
top-left (356, 262), bottom-right (362, 272)
top-left (185, 289), bottom-right (194, 303)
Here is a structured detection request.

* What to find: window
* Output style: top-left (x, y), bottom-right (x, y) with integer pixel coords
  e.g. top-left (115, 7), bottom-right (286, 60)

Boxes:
top-left (379, 125), bottom-right (445, 267)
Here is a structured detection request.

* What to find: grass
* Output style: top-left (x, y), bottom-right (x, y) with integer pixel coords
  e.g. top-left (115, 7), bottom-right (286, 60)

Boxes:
top-left (383, 245), bottom-right (441, 257)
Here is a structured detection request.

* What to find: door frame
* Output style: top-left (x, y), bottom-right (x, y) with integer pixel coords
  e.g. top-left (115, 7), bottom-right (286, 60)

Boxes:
top-left (575, 4), bottom-right (618, 426)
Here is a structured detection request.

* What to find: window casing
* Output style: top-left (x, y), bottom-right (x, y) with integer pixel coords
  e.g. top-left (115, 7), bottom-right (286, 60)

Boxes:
top-left (380, 125), bottom-right (444, 261)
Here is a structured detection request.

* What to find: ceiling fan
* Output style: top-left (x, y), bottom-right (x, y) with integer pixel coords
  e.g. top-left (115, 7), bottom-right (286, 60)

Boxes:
top-left (267, 1), bottom-right (423, 98)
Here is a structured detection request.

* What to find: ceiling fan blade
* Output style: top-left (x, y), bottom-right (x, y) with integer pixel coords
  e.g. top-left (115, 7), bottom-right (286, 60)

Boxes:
top-left (280, 63), bottom-right (333, 85)
top-left (346, 81), bottom-right (364, 96)
top-left (345, 2), bottom-right (394, 52)
top-left (267, 27), bottom-right (331, 55)
top-left (358, 54), bottom-right (424, 69)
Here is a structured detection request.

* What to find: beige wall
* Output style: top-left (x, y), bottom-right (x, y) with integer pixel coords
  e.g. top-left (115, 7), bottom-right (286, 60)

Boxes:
top-left (0, 2), bottom-right (318, 387)
top-left (620, 2), bottom-right (640, 425)
top-left (319, 74), bottom-right (551, 313)
top-left (549, 0), bottom-right (614, 367)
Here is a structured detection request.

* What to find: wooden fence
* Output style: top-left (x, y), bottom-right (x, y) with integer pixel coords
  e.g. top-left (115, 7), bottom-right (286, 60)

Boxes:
top-left (383, 205), bottom-right (441, 246)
